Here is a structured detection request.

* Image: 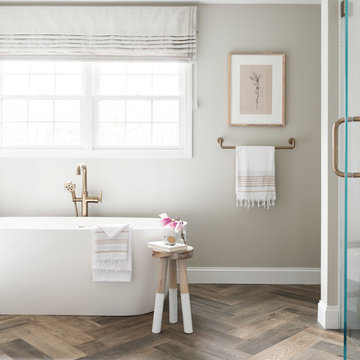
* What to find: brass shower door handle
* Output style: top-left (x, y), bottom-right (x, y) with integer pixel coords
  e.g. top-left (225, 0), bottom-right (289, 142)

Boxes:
top-left (332, 116), bottom-right (360, 178)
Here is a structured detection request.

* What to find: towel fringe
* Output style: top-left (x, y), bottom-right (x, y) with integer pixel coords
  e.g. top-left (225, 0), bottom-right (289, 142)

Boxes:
top-left (93, 258), bottom-right (129, 272)
top-left (236, 199), bottom-right (275, 209)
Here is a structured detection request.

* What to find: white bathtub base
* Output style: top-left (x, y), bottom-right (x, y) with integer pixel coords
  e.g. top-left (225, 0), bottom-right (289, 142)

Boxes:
top-left (0, 217), bottom-right (167, 316)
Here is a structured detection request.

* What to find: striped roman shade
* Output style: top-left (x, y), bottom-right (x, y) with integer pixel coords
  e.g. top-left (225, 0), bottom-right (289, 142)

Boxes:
top-left (0, 6), bottom-right (197, 62)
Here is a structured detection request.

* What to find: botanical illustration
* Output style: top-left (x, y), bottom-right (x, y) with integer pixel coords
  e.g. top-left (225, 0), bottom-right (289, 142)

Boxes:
top-left (249, 72), bottom-right (261, 110)
top-left (239, 64), bottom-right (272, 115)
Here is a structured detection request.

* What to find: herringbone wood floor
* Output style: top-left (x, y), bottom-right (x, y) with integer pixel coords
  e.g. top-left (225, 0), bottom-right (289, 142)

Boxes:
top-left (0, 285), bottom-right (357, 359)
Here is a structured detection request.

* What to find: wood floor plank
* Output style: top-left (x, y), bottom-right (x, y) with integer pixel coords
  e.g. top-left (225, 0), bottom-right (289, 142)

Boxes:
top-left (229, 299), bottom-right (288, 326)
top-left (77, 334), bottom-right (167, 360)
top-left (30, 316), bottom-right (95, 346)
top-left (311, 340), bottom-right (360, 359)
top-left (155, 340), bottom-right (221, 360)
top-left (237, 322), bottom-right (307, 355)
top-left (162, 326), bottom-right (249, 360)
top-left (0, 349), bottom-right (14, 360)
top-left (119, 348), bottom-right (177, 360)
top-left (60, 318), bottom-right (102, 333)
top-left (0, 338), bottom-right (51, 359)
top-left (13, 324), bottom-right (86, 360)
top-left (75, 340), bottom-right (109, 356)
top-left (0, 328), bottom-right (24, 345)
top-left (303, 327), bottom-right (344, 345)
top-left (291, 347), bottom-right (342, 359)
top-left (249, 329), bottom-right (319, 360)
top-left (0, 317), bottom-right (31, 331)
top-left (230, 310), bottom-right (298, 339)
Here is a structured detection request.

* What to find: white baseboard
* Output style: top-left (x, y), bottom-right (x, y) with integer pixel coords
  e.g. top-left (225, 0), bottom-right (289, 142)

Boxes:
top-left (317, 300), bottom-right (340, 329)
top-left (186, 267), bottom-right (320, 285)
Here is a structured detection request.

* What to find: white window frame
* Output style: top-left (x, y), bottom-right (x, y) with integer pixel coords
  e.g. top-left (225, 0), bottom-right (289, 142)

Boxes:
top-left (0, 62), bottom-right (193, 159)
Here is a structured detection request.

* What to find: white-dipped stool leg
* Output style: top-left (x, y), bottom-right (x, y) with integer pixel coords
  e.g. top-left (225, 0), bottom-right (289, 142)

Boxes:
top-left (168, 259), bottom-right (178, 323)
top-left (152, 258), bottom-right (168, 333)
top-left (180, 293), bottom-right (193, 334)
top-left (178, 259), bottom-right (193, 334)
top-left (152, 293), bottom-right (165, 333)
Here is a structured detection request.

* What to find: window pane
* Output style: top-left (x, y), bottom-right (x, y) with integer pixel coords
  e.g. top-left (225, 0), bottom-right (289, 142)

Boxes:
top-left (2, 75), bottom-right (29, 95)
top-left (153, 63), bottom-right (179, 74)
top-left (30, 75), bottom-right (55, 95)
top-left (99, 101), bottom-right (125, 122)
top-left (98, 123), bottom-right (126, 146)
top-left (3, 123), bottom-right (27, 145)
top-left (2, 62), bottom-right (29, 74)
top-left (55, 100), bottom-right (80, 123)
top-left (152, 124), bottom-right (179, 146)
top-left (99, 75), bottom-right (126, 95)
top-left (2, 100), bottom-right (27, 122)
top-left (30, 62), bottom-right (56, 74)
top-left (56, 62), bottom-right (82, 74)
top-left (126, 123), bottom-right (151, 146)
top-left (28, 100), bottom-right (53, 122)
top-left (98, 62), bottom-right (127, 74)
top-left (126, 100), bottom-right (151, 123)
top-left (55, 123), bottom-right (80, 145)
top-left (56, 75), bottom-right (82, 95)
top-left (153, 75), bottom-right (179, 95)
top-left (126, 75), bottom-right (152, 95)
top-left (153, 100), bottom-right (179, 123)
top-left (28, 123), bottom-right (54, 145)
top-left (127, 63), bottom-right (153, 74)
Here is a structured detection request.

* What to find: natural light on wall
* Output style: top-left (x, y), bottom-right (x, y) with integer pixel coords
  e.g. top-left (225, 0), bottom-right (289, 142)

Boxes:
top-left (0, 61), bottom-right (191, 156)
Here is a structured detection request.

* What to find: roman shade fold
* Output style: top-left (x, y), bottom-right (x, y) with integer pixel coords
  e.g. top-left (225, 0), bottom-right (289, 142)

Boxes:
top-left (0, 6), bottom-right (197, 61)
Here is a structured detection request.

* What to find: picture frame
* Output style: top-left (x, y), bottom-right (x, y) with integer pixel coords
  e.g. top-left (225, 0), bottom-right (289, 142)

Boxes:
top-left (228, 52), bottom-right (285, 126)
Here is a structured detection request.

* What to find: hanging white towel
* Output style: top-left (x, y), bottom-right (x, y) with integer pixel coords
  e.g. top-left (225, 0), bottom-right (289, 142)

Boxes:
top-left (92, 224), bottom-right (133, 282)
top-left (236, 146), bottom-right (276, 209)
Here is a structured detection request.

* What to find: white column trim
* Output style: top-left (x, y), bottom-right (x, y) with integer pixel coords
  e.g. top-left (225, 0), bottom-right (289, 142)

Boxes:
top-left (317, 300), bottom-right (340, 329)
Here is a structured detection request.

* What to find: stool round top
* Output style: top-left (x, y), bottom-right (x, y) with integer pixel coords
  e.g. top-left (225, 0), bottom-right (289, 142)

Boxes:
top-left (152, 245), bottom-right (194, 260)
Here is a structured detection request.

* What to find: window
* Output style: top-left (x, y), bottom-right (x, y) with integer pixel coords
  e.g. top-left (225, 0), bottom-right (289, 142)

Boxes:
top-left (0, 61), bottom-right (192, 158)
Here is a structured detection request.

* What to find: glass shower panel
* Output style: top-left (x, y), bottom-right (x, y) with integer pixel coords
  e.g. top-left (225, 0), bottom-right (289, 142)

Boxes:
top-left (340, 0), bottom-right (360, 357)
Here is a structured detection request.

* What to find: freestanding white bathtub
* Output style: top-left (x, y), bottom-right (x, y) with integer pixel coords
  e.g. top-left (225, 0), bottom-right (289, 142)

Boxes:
top-left (0, 217), bottom-right (168, 316)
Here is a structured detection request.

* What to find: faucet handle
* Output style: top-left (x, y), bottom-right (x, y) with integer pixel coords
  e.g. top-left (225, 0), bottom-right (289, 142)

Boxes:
top-left (99, 191), bottom-right (103, 203)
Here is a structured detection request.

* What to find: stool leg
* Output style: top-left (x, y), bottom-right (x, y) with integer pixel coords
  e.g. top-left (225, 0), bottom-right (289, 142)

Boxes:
top-left (152, 257), bottom-right (168, 333)
top-left (168, 259), bottom-right (178, 323)
top-left (178, 259), bottom-right (193, 334)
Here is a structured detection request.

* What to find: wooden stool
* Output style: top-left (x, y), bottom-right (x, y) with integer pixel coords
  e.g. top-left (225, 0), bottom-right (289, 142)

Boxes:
top-left (151, 246), bottom-right (194, 334)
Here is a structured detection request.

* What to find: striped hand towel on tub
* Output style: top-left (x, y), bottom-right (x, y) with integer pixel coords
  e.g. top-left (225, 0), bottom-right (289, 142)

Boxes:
top-left (236, 146), bottom-right (276, 209)
top-left (92, 224), bottom-right (133, 282)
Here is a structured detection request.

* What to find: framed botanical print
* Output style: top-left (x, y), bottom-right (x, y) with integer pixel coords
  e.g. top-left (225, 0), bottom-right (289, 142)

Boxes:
top-left (228, 52), bottom-right (285, 126)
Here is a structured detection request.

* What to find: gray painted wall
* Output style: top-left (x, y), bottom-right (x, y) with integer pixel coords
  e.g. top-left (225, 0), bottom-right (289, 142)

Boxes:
top-left (0, 4), bottom-right (321, 268)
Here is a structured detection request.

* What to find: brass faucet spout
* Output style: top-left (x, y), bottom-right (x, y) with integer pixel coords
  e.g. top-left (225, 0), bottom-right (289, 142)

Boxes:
top-left (76, 164), bottom-right (88, 195)
top-left (65, 164), bottom-right (102, 217)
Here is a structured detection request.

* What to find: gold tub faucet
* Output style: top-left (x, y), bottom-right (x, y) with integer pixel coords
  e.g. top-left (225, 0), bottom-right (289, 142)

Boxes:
top-left (64, 164), bottom-right (102, 217)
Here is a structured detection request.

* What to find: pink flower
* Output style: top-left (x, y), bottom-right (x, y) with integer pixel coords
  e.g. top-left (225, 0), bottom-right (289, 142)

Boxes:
top-left (159, 213), bottom-right (172, 227)
top-left (168, 221), bottom-right (177, 230)
top-left (160, 217), bottom-right (172, 227)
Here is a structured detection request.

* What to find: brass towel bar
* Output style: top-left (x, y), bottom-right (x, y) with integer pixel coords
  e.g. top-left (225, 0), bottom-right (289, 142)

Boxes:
top-left (217, 137), bottom-right (296, 150)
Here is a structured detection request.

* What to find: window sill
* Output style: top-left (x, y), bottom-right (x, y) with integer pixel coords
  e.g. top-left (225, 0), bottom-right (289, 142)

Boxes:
top-left (0, 148), bottom-right (192, 159)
